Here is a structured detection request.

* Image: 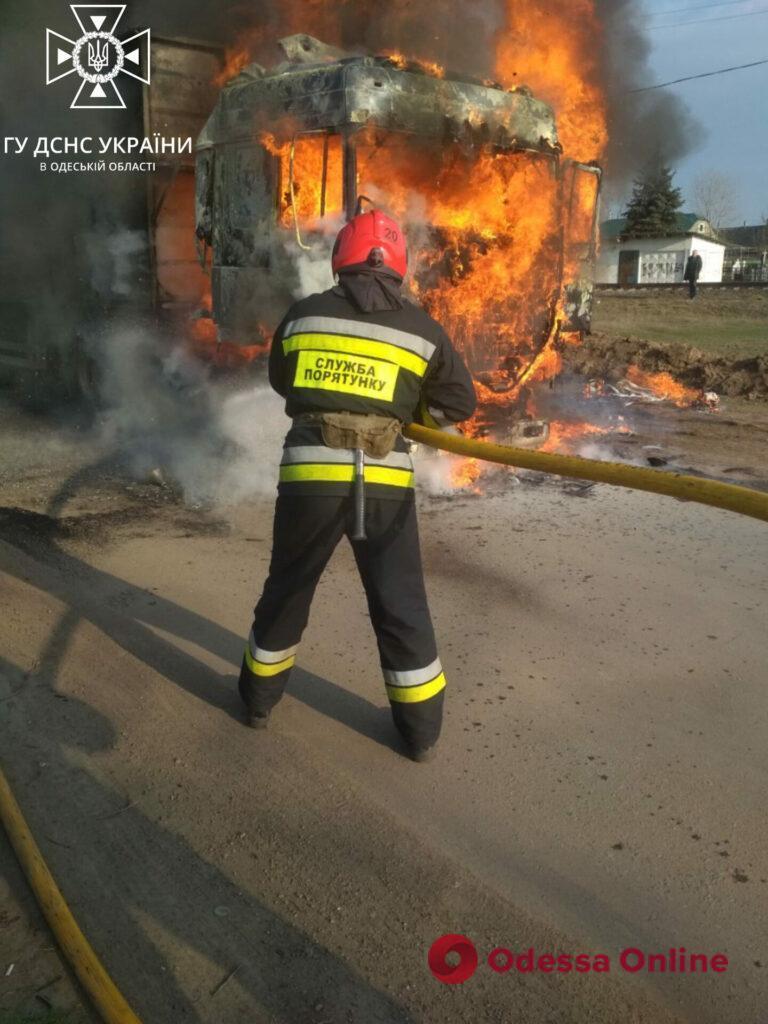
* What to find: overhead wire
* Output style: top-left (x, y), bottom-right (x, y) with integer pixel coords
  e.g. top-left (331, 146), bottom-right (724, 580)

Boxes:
top-left (627, 55), bottom-right (768, 91)
top-left (647, 6), bottom-right (768, 28)
top-left (647, 0), bottom-right (763, 15)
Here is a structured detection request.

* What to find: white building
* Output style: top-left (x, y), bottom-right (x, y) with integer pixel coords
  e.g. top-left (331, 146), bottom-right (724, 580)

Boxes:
top-left (596, 213), bottom-right (725, 285)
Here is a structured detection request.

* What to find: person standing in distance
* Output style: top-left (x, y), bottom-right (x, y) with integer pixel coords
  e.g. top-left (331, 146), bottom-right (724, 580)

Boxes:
top-left (684, 249), bottom-right (703, 299)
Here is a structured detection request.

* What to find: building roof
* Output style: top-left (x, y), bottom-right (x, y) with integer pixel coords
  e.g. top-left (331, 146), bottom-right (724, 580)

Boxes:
top-left (720, 224), bottom-right (768, 248)
top-left (601, 213), bottom-right (713, 242)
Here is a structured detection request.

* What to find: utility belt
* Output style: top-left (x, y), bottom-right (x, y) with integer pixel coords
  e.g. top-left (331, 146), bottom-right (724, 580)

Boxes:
top-left (293, 412), bottom-right (404, 540)
top-left (293, 411), bottom-right (403, 459)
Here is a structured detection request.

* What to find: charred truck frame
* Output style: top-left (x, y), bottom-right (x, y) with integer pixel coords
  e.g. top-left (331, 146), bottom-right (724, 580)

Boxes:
top-left (195, 35), bottom-right (602, 423)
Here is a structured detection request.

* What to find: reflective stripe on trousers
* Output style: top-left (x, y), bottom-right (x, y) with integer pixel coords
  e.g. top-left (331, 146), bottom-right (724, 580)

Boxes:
top-left (243, 632), bottom-right (297, 677)
top-left (242, 642), bottom-right (446, 705)
top-left (239, 494), bottom-right (444, 749)
top-left (383, 657), bottom-right (446, 703)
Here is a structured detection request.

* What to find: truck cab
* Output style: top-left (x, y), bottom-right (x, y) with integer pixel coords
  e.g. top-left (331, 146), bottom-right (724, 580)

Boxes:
top-left (195, 34), bottom-right (601, 418)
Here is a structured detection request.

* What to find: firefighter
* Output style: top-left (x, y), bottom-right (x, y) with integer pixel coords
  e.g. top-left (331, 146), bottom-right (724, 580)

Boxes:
top-left (238, 201), bottom-right (476, 761)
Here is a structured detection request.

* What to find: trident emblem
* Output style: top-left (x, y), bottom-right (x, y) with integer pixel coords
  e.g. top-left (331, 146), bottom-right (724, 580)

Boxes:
top-left (45, 5), bottom-right (151, 110)
top-left (87, 37), bottom-right (109, 72)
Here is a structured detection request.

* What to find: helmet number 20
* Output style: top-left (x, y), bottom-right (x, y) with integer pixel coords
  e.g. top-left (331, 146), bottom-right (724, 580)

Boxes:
top-left (384, 228), bottom-right (399, 242)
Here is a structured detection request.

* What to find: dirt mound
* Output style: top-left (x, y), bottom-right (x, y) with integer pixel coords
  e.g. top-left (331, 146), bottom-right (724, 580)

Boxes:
top-left (566, 333), bottom-right (768, 399)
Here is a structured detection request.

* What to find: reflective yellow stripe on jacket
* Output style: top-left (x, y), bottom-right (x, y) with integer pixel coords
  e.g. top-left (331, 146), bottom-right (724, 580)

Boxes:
top-left (284, 333), bottom-right (428, 378)
top-left (282, 315), bottom-right (436, 378)
top-left (279, 445), bottom-right (415, 490)
top-left (279, 464), bottom-right (414, 488)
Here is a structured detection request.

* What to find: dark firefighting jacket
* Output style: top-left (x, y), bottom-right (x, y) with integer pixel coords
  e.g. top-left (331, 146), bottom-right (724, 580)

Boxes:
top-left (269, 285), bottom-right (477, 498)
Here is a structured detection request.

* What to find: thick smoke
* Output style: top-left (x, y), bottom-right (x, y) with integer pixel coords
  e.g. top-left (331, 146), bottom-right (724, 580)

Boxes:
top-left (595, 0), bottom-right (702, 189)
top-left (0, 0), bottom-right (701, 507)
top-left (181, 0), bottom-right (503, 81)
top-left (94, 325), bottom-right (288, 505)
top-left (208, 0), bottom-right (701, 188)
top-left (0, 0), bottom-right (700, 292)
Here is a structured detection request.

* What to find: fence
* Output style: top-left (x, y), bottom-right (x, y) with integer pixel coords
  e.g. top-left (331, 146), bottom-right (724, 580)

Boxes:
top-left (722, 246), bottom-right (768, 283)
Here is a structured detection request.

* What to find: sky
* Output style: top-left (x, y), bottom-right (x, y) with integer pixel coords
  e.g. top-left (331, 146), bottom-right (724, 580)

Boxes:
top-left (641, 0), bottom-right (768, 224)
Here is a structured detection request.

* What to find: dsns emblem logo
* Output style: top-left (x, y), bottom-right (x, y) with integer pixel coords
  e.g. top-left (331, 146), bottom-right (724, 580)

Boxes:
top-left (46, 5), bottom-right (150, 109)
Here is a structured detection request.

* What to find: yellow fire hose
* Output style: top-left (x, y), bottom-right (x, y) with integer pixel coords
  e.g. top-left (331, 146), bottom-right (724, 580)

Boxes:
top-left (404, 423), bottom-right (768, 524)
top-left (0, 766), bottom-right (142, 1024)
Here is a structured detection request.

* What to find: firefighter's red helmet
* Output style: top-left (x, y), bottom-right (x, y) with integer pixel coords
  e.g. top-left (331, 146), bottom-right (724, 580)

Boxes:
top-left (332, 203), bottom-right (407, 278)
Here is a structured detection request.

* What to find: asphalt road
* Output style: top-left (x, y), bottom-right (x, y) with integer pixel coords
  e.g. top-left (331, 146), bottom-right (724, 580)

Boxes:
top-left (2, 455), bottom-right (766, 1022)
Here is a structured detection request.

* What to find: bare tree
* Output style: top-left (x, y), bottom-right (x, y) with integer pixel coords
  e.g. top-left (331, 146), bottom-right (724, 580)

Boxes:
top-left (691, 171), bottom-right (739, 231)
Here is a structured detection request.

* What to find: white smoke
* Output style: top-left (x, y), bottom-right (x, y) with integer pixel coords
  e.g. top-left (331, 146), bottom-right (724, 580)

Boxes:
top-left (288, 242), bottom-right (336, 299)
top-left (412, 448), bottom-right (456, 496)
top-left (86, 228), bottom-right (147, 299)
top-left (213, 384), bottom-right (288, 503)
top-left (577, 439), bottom-right (647, 467)
top-left (281, 213), bottom-right (345, 299)
top-left (94, 323), bottom-right (288, 507)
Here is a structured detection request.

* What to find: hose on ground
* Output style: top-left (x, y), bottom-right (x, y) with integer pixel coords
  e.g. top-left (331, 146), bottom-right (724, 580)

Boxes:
top-left (0, 427), bottom-right (763, 1024)
top-left (403, 423), bottom-right (768, 524)
top-left (0, 764), bottom-right (143, 1024)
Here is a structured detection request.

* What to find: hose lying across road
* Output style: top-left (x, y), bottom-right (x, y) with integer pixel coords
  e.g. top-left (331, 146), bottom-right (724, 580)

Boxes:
top-left (404, 423), bottom-right (768, 524)
top-left (1, 426), bottom-right (764, 1024)
top-left (0, 765), bottom-right (143, 1024)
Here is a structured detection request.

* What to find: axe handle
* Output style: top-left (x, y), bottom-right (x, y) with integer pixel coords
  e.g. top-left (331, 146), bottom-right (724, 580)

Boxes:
top-left (351, 448), bottom-right (367, 541)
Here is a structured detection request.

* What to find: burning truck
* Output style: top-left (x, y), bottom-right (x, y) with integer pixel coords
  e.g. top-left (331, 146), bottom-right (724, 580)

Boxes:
top-left (194, 34), bottom-right (602, 441)
top-left (0, 24), bottom-right (603, 439)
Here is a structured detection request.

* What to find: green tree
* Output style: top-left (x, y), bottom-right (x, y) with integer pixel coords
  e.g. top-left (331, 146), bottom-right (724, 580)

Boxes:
top-left (622, 164), bottom-right (683, 238)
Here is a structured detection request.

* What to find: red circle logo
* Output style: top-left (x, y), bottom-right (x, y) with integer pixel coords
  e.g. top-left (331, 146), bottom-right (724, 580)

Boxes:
top-left (428, 934), bottom-right (479, 984)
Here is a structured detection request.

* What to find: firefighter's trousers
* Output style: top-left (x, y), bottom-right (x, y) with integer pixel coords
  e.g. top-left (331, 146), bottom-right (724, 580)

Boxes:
top-left (238, 493), bottom-right (445, 749)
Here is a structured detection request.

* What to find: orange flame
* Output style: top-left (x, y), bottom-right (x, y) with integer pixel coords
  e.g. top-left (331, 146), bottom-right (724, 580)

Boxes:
top-left (214, 45), bottom-right (252, 87)
top-left (494, 0), bottom-right (608, 163)
top-left (207, 3), bottom-right (610, 473)
top-left (186, 292), bottom-right (271, 368)
top-left (382, 51), bottom-right (445, 78)
top-left (262, 132), bottom-right (344, 227)
top-left (625, 367), bottom-right (699, 407)
top-left (541, 420), bottom-right (608, 453)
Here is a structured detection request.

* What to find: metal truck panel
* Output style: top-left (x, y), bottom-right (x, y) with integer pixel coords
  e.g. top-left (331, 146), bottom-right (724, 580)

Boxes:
top-left (197, 58), bottom-right (558, 154)
top-left (146, 37), bottom-right (223, 164)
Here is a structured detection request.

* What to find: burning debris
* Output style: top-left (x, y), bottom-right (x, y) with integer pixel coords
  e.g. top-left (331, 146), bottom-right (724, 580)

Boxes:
top-left (566, 331), bottom-right (768, 403)
top-left (584, 373), bottom-right (720, 411)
